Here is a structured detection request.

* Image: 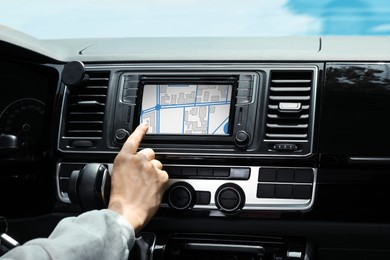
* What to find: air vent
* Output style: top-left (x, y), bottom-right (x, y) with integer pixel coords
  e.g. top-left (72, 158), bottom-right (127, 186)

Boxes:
top-left (64, 71), bottom-right (110, 138)
top-left (265, 70), bottom-right (314, 142)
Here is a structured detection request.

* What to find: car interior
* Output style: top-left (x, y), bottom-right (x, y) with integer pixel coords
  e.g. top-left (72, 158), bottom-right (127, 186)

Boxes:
top-left (1, 23), bottom-right (390, 260)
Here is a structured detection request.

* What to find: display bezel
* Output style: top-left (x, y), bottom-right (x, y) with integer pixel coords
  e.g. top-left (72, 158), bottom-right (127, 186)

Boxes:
top-left (134, 75), bottom-right (239, 145)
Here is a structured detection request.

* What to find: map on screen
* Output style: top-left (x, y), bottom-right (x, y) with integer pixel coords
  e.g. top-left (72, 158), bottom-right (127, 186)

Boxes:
top-left (140, 84), bottom-right (232, 135)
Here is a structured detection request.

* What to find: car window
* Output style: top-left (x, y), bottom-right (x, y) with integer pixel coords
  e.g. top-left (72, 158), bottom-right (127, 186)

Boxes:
top-left (0, 0), bottom-right (389, 39)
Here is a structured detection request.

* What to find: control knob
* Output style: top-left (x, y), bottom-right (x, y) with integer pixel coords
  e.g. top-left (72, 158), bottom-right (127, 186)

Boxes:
top-left (68, 163), bottom-right (111, 211)
top-left (215, 183), bottom-right (245, 214)
top-left (234, 131), bottom-right (250, 147)
top-left (167, 182), bottom-right (196, 211)
top-left (115, 128), bottom-right (130, 144)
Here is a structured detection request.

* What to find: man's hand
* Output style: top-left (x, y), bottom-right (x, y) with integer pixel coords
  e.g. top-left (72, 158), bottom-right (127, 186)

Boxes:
top-left (108, 123), bottom-right (168, 233)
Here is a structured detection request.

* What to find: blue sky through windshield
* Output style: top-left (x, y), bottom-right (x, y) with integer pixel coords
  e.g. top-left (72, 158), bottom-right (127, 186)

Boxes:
top-left (0, 0), bottom-right (389, 39)
top-left (288, 0), bottom-right (390, 35)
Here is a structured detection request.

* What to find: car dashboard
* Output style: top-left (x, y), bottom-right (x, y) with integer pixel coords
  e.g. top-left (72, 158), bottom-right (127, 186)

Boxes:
top-left (1, 27), bottom-right (390, 259)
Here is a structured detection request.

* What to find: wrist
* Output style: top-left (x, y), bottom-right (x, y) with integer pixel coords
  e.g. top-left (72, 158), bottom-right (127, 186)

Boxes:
top-left (108, 201), bottom-right (145, 233)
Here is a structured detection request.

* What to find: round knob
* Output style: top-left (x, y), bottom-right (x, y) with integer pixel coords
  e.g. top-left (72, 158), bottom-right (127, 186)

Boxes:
top-left (115, 129), bottom-right (130, 144)
top-left (215, 183), bottom-right (245, 214)
top-left (234, 131), bottom-right (250, 147)
top-left (167, 182), bottom-right (196, 211)
top-left (68, 163), bottom-right (111, 211)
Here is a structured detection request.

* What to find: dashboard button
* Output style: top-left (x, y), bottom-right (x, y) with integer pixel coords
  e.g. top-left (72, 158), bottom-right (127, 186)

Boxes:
top-left (236, 97), bottom-right (251, 104)
top-left (259, 168), bottom-right (277, 182)
top-left (294, 169), bottom-right (313, 183)
top-left (277, 168), bottom-right (294, 182)
top-left (122, 88), bottom-right (138, 97)
top-left (213, 168), bottom-right (230, 177)
top-left (275, 184), bottom-right (293, 199)
top-left (273, 144), bottom-right (298, 151)
top-left (164, 166), bottom-right (182, 178)
top-left (181, 167), bottom-right (197, 178)
top-left (122, 96), bottom-right (136, 103)
top-left (257, 184), bottom-right (275, 198)
top-left (197, 168), bottom-right (213, 177)
top-left (230, 168), bottom-right (250, 180)
top-left (293, 185), bottom-right (312, 199)
top-left (237, 87), bottom-right (251, 97)
top-left (196, 191), bottom-right (211, 205)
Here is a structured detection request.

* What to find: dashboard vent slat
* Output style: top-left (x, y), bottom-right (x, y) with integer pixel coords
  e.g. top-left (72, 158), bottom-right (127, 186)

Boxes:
top-left (64, 71), bottom-right (110, 138)
top-left (269, 95), bottom-right (311, 101)
top-left (270, 87), bottom-right (311, 92)
top-left (265, 70), bottom-right (314, 142)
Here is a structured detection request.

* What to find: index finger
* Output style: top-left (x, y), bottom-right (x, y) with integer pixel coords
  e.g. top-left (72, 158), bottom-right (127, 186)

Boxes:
top-left (121, 123), bottom-right (149, 154)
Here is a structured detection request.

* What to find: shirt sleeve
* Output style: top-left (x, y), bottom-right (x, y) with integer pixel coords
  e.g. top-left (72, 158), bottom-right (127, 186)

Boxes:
top-left (1, 209), bottom-right (135, 260)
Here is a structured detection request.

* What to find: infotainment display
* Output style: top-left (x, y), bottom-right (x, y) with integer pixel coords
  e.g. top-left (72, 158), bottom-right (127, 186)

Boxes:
top-left (140, 84), bottom-right (233, 135)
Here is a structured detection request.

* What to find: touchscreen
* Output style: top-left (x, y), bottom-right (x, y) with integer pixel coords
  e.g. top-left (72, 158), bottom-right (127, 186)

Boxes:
top-left (140, 84), bottom-right (232, 135)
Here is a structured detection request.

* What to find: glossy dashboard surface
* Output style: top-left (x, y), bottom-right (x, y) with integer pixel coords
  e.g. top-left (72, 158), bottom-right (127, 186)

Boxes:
top-left (320, 63), bottom-right (390, 156)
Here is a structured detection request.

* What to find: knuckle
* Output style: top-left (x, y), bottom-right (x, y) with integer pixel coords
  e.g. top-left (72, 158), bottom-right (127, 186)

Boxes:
top-left (147, 148), bottom-right (155, 157)
top-left (135, 152), bottom-right (146, 162)
top-left (160, 170), bottom-right (169, 183)
top-left (114, 152), bottom-right (127, 163)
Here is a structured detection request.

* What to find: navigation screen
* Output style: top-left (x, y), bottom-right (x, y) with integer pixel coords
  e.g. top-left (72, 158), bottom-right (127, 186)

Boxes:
top-left (140, 84), bottom-right (233, 135)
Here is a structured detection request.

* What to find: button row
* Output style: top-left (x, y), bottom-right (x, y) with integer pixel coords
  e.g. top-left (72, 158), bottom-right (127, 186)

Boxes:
top-left (257, 184), bottom-right (312, 199)
top-left (273, 143), bottom-right (298, 151)
top-left (122, 79), bottom-right (138, 104)
top-left (258, 168), bottom-right (313, 183)
top-left (236, 77), bottom-right (253, 104)
top-left (165, 166), bottom-right (250, 180)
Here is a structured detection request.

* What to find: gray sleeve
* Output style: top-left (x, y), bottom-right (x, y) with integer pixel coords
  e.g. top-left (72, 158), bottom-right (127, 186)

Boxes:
top-left (1, 209), bottom-right (135, 260)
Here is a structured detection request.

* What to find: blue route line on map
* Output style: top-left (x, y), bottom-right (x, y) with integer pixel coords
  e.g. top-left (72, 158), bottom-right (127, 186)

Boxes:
top-left (212, 116), bottom-right (229, 134)
top-left (143, 101), bottom-right (229, 114)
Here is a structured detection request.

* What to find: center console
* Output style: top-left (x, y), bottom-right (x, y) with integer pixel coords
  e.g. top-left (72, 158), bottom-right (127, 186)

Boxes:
top-left (56, 63), bottom-right (319, 215)
top-left (55, 62), bottom-right (320, 259)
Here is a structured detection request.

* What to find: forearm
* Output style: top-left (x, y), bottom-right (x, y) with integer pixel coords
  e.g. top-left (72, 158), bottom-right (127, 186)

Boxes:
top-left (1, 209), bottom-right (135, 260)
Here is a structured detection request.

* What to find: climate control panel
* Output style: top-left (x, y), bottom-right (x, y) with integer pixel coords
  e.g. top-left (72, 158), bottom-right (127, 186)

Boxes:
top-left (161, 164), bottom-right (316, 214)
top-left (57, 163), bottom-right (316, 214)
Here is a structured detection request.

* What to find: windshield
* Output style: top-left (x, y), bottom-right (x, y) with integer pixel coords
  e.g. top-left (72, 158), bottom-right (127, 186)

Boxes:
top-left (0, 0), bottom-right (389, 39)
